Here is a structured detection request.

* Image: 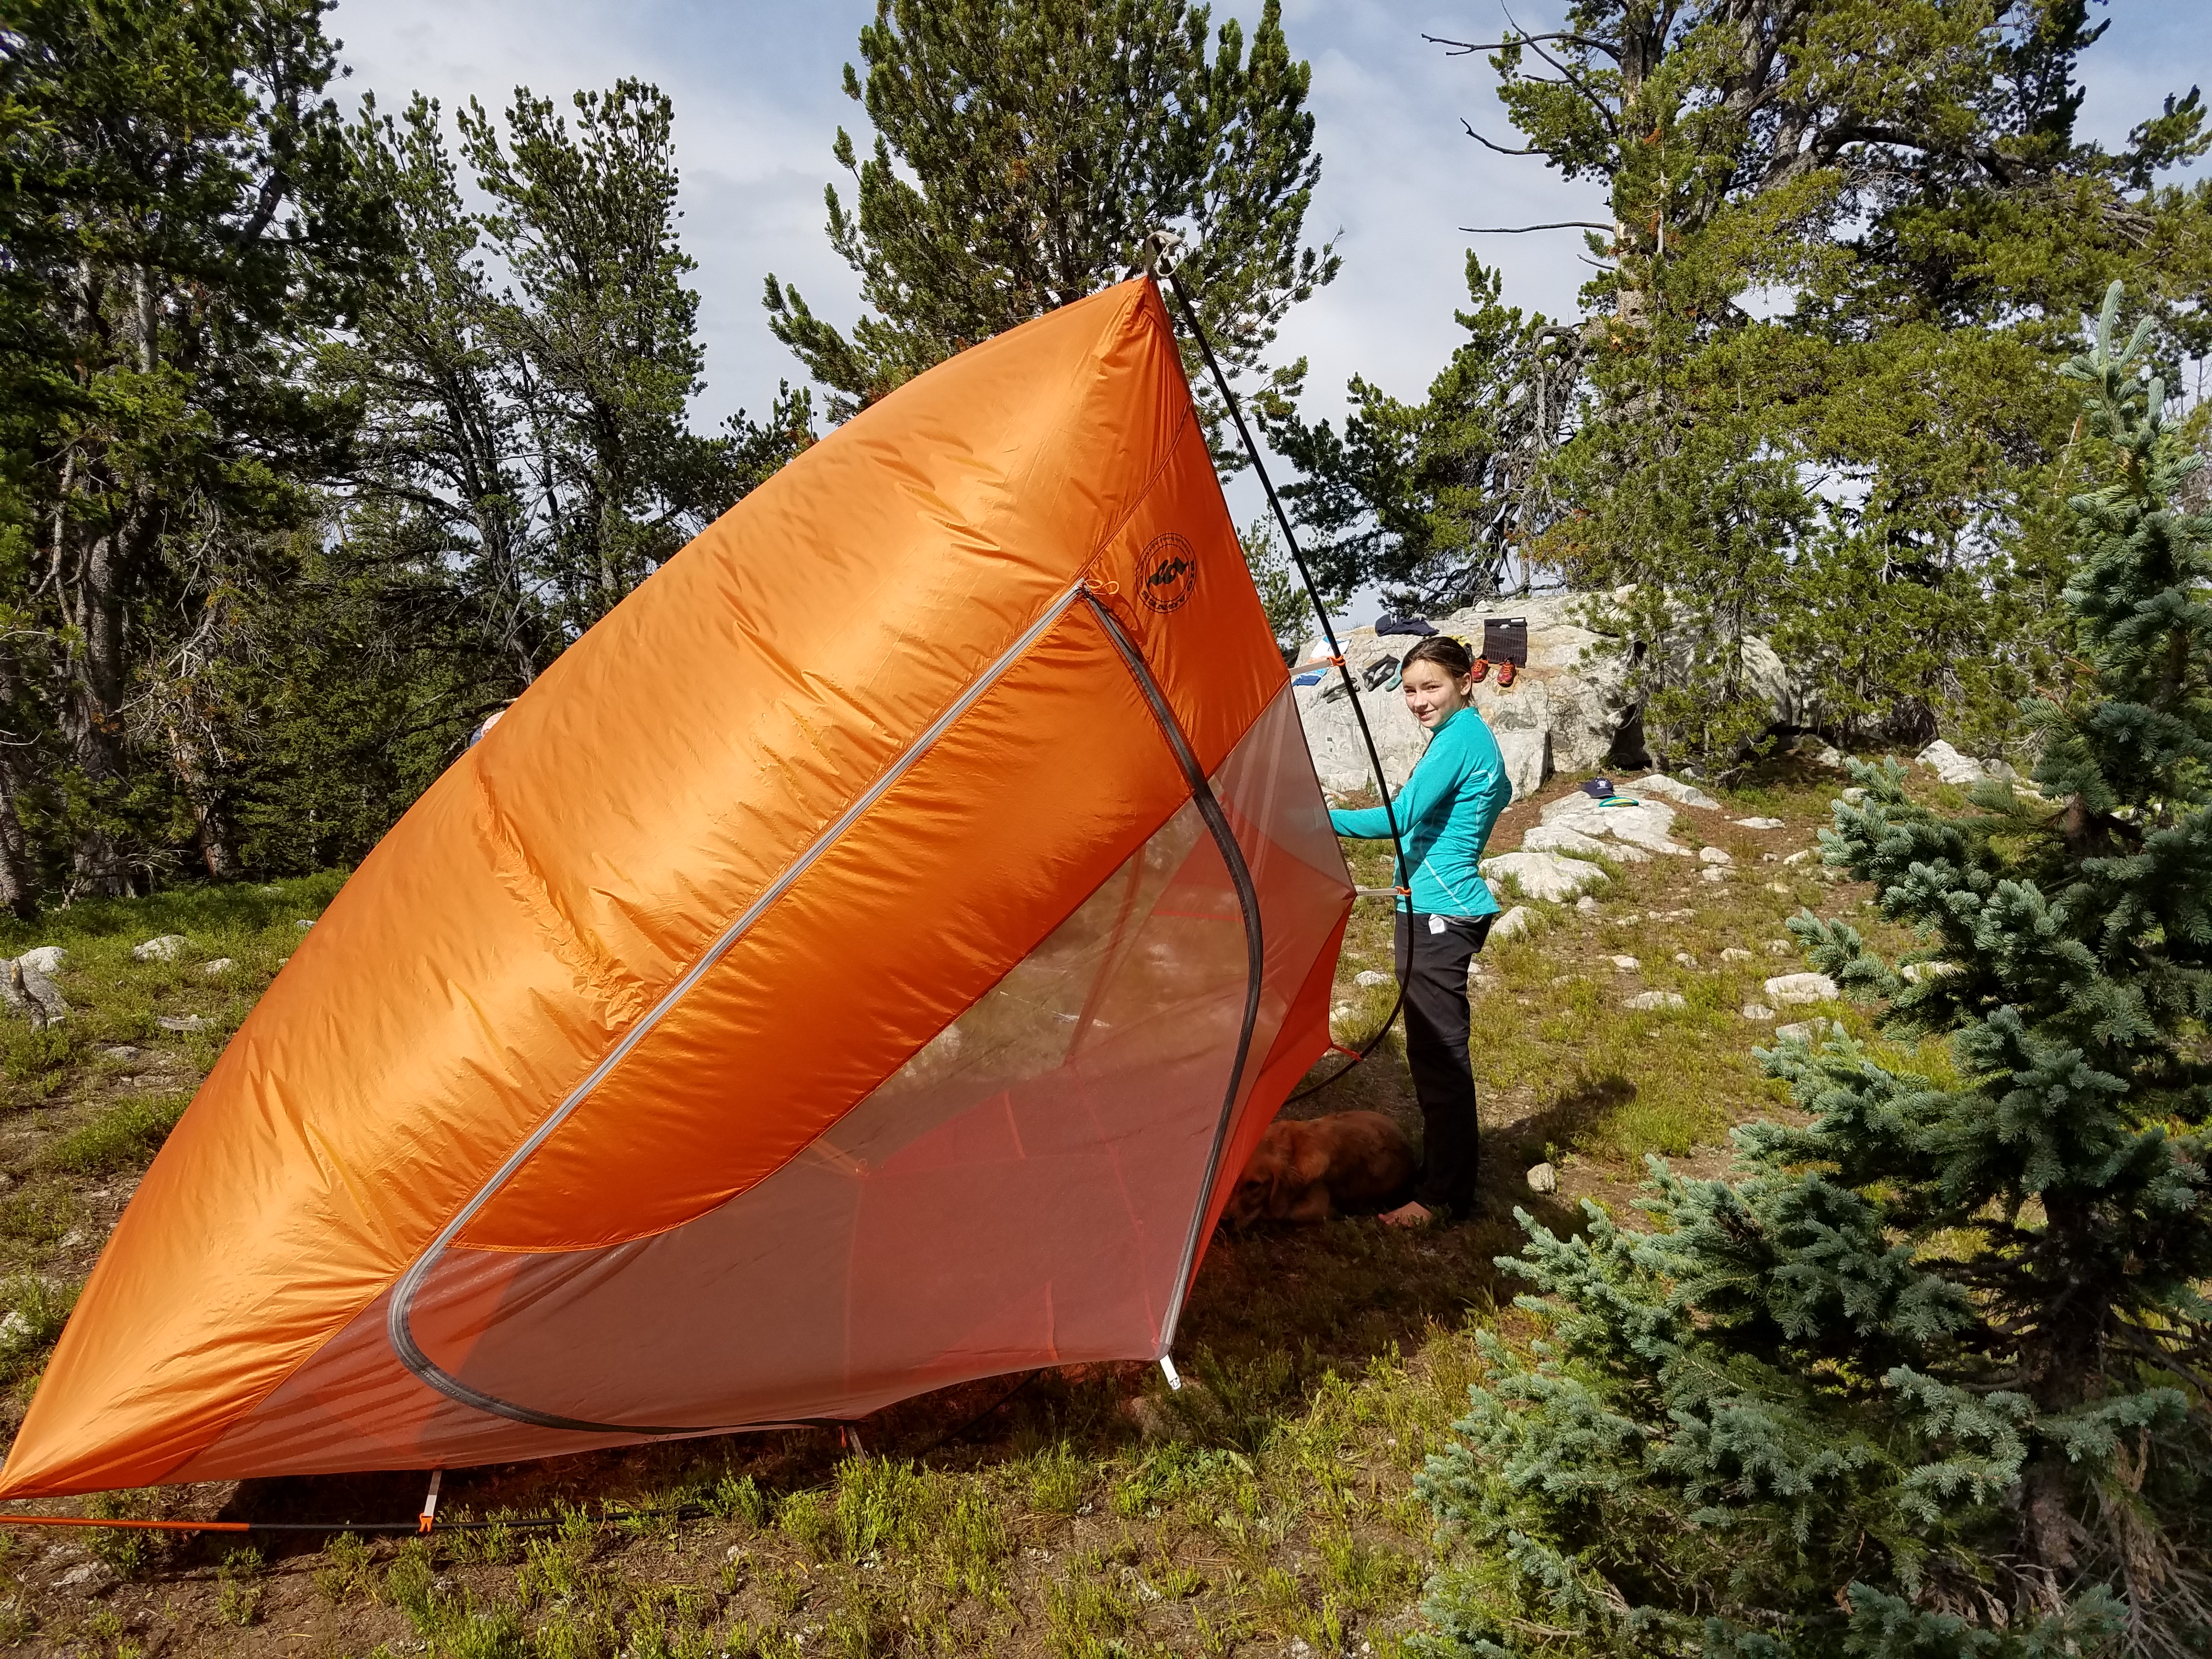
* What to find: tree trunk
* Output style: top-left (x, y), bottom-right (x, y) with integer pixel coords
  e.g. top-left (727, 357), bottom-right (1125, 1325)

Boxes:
top-left (0, 736), bottom-right (37, 922)
top-left (164, 718), bottom-right (239, 880)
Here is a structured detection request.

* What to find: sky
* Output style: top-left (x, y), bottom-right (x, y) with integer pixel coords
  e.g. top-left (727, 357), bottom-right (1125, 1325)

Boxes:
top-left (327, 1), bottom-right (2212, 571)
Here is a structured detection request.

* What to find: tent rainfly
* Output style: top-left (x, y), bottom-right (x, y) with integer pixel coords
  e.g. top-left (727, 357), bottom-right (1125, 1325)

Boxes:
top-left (0, 278), bottom-right (1355, 1499)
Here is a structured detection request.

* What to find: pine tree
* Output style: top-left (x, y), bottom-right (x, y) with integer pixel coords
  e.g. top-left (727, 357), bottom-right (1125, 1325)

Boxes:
top-left (763, 0), bottom-right (1336, 430)
top-left (1306, 2), bottom-right (2211, 761)
top-left (1417, 282), bottom-right (2212, 1656)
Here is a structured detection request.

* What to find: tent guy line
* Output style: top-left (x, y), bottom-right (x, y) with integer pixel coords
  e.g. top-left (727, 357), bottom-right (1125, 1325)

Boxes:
top-left (1143, 236), bottom-right (1409, 1103)
top-left (387, 578), bottom-right (1094, 1438)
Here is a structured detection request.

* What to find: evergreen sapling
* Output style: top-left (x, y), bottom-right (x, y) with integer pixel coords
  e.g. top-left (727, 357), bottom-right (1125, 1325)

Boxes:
top-left (1416, 281), bottom-right (2212, 1657)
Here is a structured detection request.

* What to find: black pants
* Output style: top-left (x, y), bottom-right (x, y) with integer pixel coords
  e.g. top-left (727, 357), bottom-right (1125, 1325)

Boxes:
top-left (1396, 910), bottom-right (1492, 1212)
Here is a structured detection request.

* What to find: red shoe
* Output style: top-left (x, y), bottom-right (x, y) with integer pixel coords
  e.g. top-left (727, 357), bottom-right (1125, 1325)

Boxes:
top-left (1469, 657), bottom-right (1492, 682)
top-left (1497, 661), bottom-right (1518, 689)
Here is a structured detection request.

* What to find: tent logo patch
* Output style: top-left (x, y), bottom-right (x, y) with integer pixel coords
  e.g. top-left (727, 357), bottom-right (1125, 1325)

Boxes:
top-left (1140, 534), bottom-right (1197, 613)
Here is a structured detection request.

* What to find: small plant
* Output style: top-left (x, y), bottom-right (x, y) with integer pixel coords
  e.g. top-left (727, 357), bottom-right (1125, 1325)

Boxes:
top-left (313, 1530), bottom-right (379, 1605)
top-left (760, 1561), bottom-right (810, 1616)
top-left (83, 1490), bottom-right (165, 1579)
top-left (1042, 1562), bottom-right (1134, 1659)
top-left (1025, 1442), bottom-right (1091, 1517)
top-left (518, 1528), bottom-right (583, 1605)
top-left (775, 1488), bottom-right (836, 1562)
top-left (1, 1024), bottom-right (77, 1104)
top-left (530, 1600), bottom-right (617, 1659)
top-left (1316, 1527), bottom-right (1416, 1612)
top-left (37, 1093), bottom-right (185, 1177)
top-left (83, 1605), bottom-right (125, 1643)
top-left (215, 1545), bottom-right (266, 1626)
top-left (932, 1485), bottom-right (1011, 1598)
top-left (708, 1470), bottom-right (767, 1527)
top-left (0, 1273), bottom-right (76, 1387)
top-left (833, 1455), bottom-right (927, 1560)
top-left (442, 1601), bottom-right (527, 1659)
top-left (817, 1577), bottom-right (896, 1659)
top-left (383, 1539), bottom-right (439, 1634)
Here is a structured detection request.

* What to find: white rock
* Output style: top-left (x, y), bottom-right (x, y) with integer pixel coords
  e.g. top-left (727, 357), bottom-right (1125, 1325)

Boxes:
top-left (1673, 952), bottom-right (1697, 967)
top-left (1766, 940), bottom-right (1793, 955)
top-left (102, 1045), bottom-right (142, 1061)
top-left (1900, 961), bottom-right (1959, 984)
top-left (1766, 882), bottom-right (1792, 895)
top-left (1775, 1018), bottom-right (1840, 1043)
top-left (1542, 790), bottom-right (1673, 829)
top-left (1523, 822), bottom-right (1647, 863)
top-left (132, 934), bottom-right (189, 963)
top-left (1731, 816), bottom-right (1785, 830)
top-left (1697, 845), bottom-right (1732, 865)
top-left (1355, 970), bottom-right (1391, 988)
top-left (1610, 955), bottom-right (1640, 971)
top-left (1764, 972), bottom-right (1839, 1006)
top-left (1631, 772), bottom-right (1720, 809)
top-left (1783, 849), bottom-right (1816, 866)
top-left (1841, 787), bottom-right (1867, 805)
top-left (1575, 895), bottom-right (1600, 913)
top-left (1490, 906), bottom-right (1536, 941)
top-left (1623, 990), bottom-right (1686, 1011)
top-left (295, 917), bottom-right (314, 930)
top-left (1479, 850), bottom-right (1607, 903)
top-left (156, 1013), bottom-right (207, 1032)
top-left (1525, 1162), bottom-right (1559, 1194)
top-left (1918, 739), bottom-right (2015, 787)
top-left (16, 946), bottom-right (65, 975)
top-left (0, 1310), bottom-right (29, 1345)
top-left (1741, 1003), bottom-right (1775, 1020)
top-left (200, 957), bottom-right (235, 977)
top-left (3, 961), bottom-right (67, 1026)
top-left (1657, 908), bottom-right (1695, 920)
top-left (1699, 866), bottom-right (1728, 883)
top-left (1541, 795), bottom-right (1688, 857)
top-left (1720, 947), bottom-right (1754, 962)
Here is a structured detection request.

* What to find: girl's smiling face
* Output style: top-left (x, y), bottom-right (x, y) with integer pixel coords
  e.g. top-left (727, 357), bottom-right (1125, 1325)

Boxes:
top-left (1401, 656), bottom-right (1474, 729)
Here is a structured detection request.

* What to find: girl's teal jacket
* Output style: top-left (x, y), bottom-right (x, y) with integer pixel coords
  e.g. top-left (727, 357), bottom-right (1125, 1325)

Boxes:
top-left (1328, 706), bottom-right (1511, 916)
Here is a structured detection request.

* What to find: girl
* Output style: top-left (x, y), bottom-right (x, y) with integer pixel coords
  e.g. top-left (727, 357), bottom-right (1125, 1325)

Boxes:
top-left (1329, 635), bottom-right (1513, 1227)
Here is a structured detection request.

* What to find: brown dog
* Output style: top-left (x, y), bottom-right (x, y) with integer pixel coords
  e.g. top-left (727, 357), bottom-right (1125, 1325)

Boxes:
top-left (1225, 1111), bottom-right (1417, 1226)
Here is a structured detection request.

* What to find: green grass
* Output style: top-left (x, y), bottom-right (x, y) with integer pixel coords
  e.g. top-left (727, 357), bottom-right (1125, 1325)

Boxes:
top-left (36, 1093), bottom-right (186, 1176)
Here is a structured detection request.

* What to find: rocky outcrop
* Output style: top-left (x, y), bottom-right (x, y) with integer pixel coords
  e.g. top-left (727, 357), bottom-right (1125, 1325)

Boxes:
top-left (1294, 592), bottom-right (1630, 802)
top-left (1293, 592), bottom-right (1805, 803)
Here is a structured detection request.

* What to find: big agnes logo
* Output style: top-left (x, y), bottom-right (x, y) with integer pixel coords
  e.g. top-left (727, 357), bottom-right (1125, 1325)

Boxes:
top-left (1138, 533), bottom-right (1197, 613)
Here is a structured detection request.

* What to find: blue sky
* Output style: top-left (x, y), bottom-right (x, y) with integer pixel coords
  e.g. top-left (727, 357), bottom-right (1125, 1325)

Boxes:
top-left (329, 1), bottom-right (2209, 520)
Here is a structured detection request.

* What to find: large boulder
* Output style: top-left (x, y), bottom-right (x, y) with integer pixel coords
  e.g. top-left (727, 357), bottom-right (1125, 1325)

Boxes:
top-left (1294, 591), bottom-right (1630, 803)
top-left (1479, 850), bottom-right (1609, 903)
top-left (1293, 590), bottom-right (1802, 803)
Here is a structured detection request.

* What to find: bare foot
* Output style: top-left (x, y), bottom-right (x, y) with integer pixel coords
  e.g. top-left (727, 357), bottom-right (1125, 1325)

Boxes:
top-left (1379, 1200), bottom-right (1434, 1229)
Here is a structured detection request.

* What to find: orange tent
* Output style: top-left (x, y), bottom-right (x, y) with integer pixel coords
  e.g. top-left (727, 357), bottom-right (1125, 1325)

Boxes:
top-left (0, 278), bottom-right (1354, 1498)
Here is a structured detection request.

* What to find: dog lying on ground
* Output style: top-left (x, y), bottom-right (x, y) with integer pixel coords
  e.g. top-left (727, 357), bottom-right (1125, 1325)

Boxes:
top-left (1225, 1110), bottom-right (1415, 1226)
